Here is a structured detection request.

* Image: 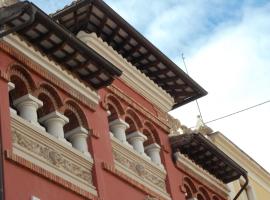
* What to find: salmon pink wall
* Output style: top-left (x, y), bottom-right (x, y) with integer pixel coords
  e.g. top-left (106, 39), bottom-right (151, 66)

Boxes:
top-left (0, 47), bottom-right (226, 200)
top-left (4, 162), bottom-right (85, 200)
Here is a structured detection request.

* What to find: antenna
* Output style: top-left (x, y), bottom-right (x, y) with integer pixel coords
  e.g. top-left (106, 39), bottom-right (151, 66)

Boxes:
top-left (181, 53), bottom-right (204, 123)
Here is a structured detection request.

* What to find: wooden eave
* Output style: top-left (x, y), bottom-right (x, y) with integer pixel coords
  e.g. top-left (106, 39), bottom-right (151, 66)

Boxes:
top-left (52, 0), bottom-right (207, 109)
top-left (0, 1), bottom-right (122, 90)
top-left (169, 133), bottom-right (247, 184)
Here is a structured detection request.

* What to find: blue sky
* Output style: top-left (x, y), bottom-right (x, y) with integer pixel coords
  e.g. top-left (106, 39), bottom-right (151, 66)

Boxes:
top-left (31, 0), bottom-right (270, 172)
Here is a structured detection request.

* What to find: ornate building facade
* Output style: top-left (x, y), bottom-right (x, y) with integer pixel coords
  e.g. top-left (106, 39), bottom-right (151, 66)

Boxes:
top-left (0, 1), bottom-right (263, 200)
top-left (210, 132), bottom-right (270, 200)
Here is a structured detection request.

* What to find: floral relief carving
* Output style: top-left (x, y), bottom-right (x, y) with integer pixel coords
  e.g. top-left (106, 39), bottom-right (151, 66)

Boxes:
top-left (12, 129), bottom-right (92, 184)
top-left (168, 116), bottom-right (182, 136)
top-left (112, 150), bottom-right (166, 191)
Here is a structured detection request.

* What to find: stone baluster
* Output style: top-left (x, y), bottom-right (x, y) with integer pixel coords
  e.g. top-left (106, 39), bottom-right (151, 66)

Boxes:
top-left (145, 143), bottom-right (163, 167)
top-left (13, 94), bottom-right (44, 130)
top-left (39, 111), bottom-right (70, 145)
top-left (127, 131), bottom-right (147, 156)
top-left (109, 119), bottom-right (130, 144)
top-left (66, 126), bottom-right (91, 158)
top-left (8, 82), bottom-right (17, 115)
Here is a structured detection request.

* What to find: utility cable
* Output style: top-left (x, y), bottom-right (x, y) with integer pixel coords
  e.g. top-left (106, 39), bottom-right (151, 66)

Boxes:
top-left (203, 99), bottom-right (270, 125)
top-left (180, 53), bottom-right (270, 127)
top-left (181, 53), bottom-right (204, 123)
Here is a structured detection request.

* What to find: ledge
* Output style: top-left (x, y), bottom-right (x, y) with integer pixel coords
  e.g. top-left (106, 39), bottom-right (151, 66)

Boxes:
top-left (103, 162), bottom-right (167, 200)
top-left (6, 150), bottom-right (95, 199)
top-left (10, 113), bottom-right (97, 197)
top-left (78, 31), bottom-right (174, 112)
top-left (111, 136), bottom-right (170, 200)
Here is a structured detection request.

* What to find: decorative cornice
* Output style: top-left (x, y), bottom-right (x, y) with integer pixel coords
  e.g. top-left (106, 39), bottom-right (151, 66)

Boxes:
top-left (77, 31), bottom-right (174, 112)
top-left (111, 137), bottom-right (170, 200)
top-left (1, 35), bottom-right (99, 110)
top-left (174, 152), bottom-right (229, 198)
top-left (210, 132), bottom-right (270, 193)
top-left (103, 162), bottom-right (169, 200)
top-left (10, 113), bottom-right (97, 196)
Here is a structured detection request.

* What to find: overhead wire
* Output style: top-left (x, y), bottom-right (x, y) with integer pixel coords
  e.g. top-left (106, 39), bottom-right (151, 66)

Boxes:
top-left (203, 99), bottom-right (270, 125)
top-left (180, 53), bottom-right (270, 127)
top-left (181, 53), bottom-right (204, 123)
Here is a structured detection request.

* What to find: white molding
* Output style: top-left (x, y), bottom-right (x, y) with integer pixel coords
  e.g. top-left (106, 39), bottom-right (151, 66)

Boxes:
top-left (10, 113), bottom-right (97, 196)
top-left (111, 137), bottom-right (171, 200)
top-left (3, 34), bottom-right (100, 108)
top-left (77, 31), bottom-right (175, 112)
top-left (174, 152), bottom-right (229, 198)
top-left (210, 132), bottom-right (270, 193)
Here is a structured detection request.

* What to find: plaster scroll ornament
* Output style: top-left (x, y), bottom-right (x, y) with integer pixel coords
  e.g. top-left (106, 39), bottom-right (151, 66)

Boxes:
top-left (195, 115), bottom-right (213, 136)
top-left (168, 117), bottom-right (182, 136)
top-left (180, 125), bottom-right (192, 134)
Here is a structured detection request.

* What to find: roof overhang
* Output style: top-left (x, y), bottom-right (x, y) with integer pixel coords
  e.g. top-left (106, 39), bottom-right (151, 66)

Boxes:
top-left (52, 0), bottom-right (207, 109)
top-left (169, 133), bottom-right (247, 184)
top-left (0, 1), bottom-right (122, 89)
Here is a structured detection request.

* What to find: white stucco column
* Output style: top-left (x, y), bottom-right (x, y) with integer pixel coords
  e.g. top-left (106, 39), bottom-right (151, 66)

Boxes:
top-left (39, 111), bottom-right (70, 145)
top-left (8, 82), bottom-right (15, 91)
top-left (127, 131), bottom-right (147, 155)
top-left (8, 82), bottom-right (17, 115)
top-left (227, 182), bottom-right (236, 200)
top-left (13, 94), bottom-right (44, 129)
top-left (246, 185), bottom-right (257, 200)
top-left (66, 126), bottom-right (91, 158)
top-left (145, 143), bottom-right (163, 167)
top-left (109, 119), bottom-right (129, 144)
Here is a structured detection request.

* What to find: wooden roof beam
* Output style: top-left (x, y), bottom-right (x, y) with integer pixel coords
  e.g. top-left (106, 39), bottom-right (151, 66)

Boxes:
top-left (59, 51), bottom-right (80, 63)
top-left (30, 31), bottom-right (53, 43)
top-left (163, 84), bottom-right (187, 90)
top-left (138, 60), bottom-right (161, 69)
top-left (174, 91), bottom-right (196, 98)
top-left (19, 20), bottom-right (39, 33)
top-left (73, 59), bottom-right (93, 71)
top-left (94, 78), bottom-right (114, 89)
top-left (122, 43), bottom-right (140, 58)
top-left (82, 69), bottom-right (101, 79)
top-left (83, 4), bottom-right (93, 29)
top-left (96, 15), bottom-right (108, 36)
top-left (114, 35), bottom-right (131, 51)
top-left (158, 76), bottom-right (179, 83)
top-left (44, 41), bottom-right (65, 54)
top-left (107, 26), bottom-right (120, 44)
top-left (144, 67), bottom-right (170, 76)
top-left (129, 52), bottom-right (151, 64)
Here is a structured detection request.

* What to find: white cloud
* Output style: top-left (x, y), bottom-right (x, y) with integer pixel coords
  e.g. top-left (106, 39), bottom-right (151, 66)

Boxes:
top-left (171, 2), bottom-right (270, 172)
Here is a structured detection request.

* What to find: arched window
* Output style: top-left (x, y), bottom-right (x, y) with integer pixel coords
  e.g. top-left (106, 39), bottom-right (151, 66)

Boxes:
top-left (63, 100), bottom-right (91, 158)
top-left (183, 177), bottom-right (197, 200)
